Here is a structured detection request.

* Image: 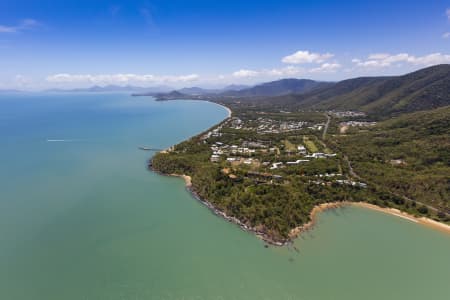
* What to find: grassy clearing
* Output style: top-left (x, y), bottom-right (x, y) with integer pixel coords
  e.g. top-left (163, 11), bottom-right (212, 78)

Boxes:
top-left (303, 136), bottom-right (318, 152)
top-left (283, 139), bottom-right (297, 151)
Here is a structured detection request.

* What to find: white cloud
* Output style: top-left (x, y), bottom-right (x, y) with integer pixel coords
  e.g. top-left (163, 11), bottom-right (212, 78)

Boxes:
top-left (442, 32), bottom-right (450, 39)
top-left (171, 74), bottom-right (199, 82)
top-left (0, 19), bottom-right (39, 33)
top-left (232, 69), bottom-right (259, 78)
top-left (368, 53), bottom-right (390, 60)
top-left (354, 60), bottom-right (383, 68)
top-left (266, 66), bottom-right (303, 76)
top-left (46, 73), bottom-right (199, 85)
top-left (412, 53), bottom-right (450, 65)
top-left (354, 53), bottom-right (410, 68)
top-left (447, 8), bottom-right (450, 20)
top-left (264, 50), bottom-right (338, 76)
top-left (352, 52), bottom-right (450, 68)
top-left (310, 63), bottom-right (341, 73)
top-left (282, 50), bottom-right (334, 64)
top-left (232, 66), bottom-right (304, 79)
top-left (231, 63), bottom-right (344, 79)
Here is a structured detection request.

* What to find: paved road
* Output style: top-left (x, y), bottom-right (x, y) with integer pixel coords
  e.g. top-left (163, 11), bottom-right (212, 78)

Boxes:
top-left (322, 113), bottom-right (331, 140)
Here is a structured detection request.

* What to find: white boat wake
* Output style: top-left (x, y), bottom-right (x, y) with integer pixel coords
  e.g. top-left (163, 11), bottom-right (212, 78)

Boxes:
top-left (46, 139), bottom-right (84, 142)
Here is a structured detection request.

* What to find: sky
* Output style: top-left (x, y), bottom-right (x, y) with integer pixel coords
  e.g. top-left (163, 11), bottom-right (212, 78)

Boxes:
top-left (1, 0), bottom-right (450, 90)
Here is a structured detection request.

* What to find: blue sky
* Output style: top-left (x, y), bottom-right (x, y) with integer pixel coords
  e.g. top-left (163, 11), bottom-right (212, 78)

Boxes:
top-left (1, 0), bottom-right (450, 89)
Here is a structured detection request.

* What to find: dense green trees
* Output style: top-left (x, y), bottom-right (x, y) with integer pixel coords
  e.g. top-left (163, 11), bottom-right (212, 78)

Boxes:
top-left (333, 106), bottom-right (450, 214)
top-left (151, 100), bottom-right (450, 242)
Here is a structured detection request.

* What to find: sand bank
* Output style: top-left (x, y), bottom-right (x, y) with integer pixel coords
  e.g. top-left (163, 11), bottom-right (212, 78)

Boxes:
top-left (289, 201), bottom-right (450, 239)
top-left (157, 170), bottom-right (450, 244)
top-left (169, 173), bottom-right (192, 187)
top-left (352, 202), bottom-right (450, 234)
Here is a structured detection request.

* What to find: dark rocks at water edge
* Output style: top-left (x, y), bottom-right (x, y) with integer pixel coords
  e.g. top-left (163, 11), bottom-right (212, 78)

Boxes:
top-left (186, 186), bottom-right (287, 246)
top-left (147, 160), bottom-right (287, 246)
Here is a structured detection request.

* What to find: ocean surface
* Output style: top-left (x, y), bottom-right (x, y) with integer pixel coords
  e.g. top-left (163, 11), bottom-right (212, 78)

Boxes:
top-left (0, 92), bottom-right (449, 300)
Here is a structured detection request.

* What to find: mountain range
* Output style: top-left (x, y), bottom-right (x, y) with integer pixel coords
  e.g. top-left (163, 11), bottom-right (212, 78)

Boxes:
top-left (150, 64), bottom-right (450, 119)
top-left (136, 79), bottom-right (330, 98)
top-left (44, 85), bottom-right (173, 93)
top-left (221, 79), bottom-right (332, 97)
top-left (269, 64), bottom-right (450, 117)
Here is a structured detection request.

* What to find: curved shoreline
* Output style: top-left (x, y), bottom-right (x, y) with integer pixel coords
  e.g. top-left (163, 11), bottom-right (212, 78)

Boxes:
top-left (150, 100), bottom-right (450, 246)
top-left (351, 202), bottom-right (450, 234)
top-left (150, 169), bottom-right (286, 245)
top-left (157, 100), bottom-right (231, 154)
top-left (213, 102), bottom-right (232, 118)
top-left (162, 172), bottom-right (450, 247)
top-left (289, 201), bottom-right (450, 240)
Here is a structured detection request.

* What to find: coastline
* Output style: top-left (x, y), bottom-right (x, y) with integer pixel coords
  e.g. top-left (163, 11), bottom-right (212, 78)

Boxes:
top-left (151, 169), bottom-right (286, 246)
top-left (149, 100), bottom-right (450, 246)
top-left (155, 96), bottom-right (232, 118)
top-left (155, 101), bottom-right (231, 155)
top-left (351, 202), bottom-right (450, 234)
top-left (215, 102), bottom-right (232, 118)
top-left (169, 173), bottom-right (192, 187)
top-left (159, 171), bottom-right (450, 246)
top-left (289, 201), bottom-right (450, 240)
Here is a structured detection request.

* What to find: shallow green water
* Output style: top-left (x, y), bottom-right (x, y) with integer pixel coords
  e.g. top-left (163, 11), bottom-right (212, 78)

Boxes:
top-left (0, 93), bottom-right (449, 300)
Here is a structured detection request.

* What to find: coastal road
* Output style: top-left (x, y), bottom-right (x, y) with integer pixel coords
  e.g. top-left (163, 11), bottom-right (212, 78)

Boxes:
top-left (344, 155), bottom-right (360, 179)
top-left (322, 113), bottom-right (331, 140)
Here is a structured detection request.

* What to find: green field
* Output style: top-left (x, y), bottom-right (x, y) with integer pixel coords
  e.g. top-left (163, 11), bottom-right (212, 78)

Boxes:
top-left (283, 139), bottom-right (297, 151)
top-left (303, 136), bottom-right (318, 152)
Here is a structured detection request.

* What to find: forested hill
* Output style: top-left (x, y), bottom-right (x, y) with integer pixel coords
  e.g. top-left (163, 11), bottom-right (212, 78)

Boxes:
top-left (134, 78), bottom-right (330, 98)
top-left (233, 64), bottom-right (450, 118)
top-left (221, 78), bottom-right (332, 97)
top-left (333, 105), bottom-right (450, 211)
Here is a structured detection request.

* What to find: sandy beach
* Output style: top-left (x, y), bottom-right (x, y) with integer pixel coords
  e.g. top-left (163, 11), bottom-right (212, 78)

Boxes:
top-left (214, 102), bottom-right (232, 118)
top-left (290, 201), bottom-right (450, 239)
top-left (162, 169), bottom-right (450, 244)
top-left (169, 173), bottom-right (192, 187)
top-left (352, 202), bottom-right (450, 234)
